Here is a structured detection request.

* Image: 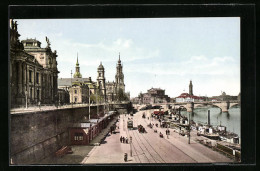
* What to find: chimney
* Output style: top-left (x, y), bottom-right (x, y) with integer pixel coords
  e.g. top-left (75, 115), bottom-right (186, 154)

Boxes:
top-left (208, 110), bottom-right (210, 126)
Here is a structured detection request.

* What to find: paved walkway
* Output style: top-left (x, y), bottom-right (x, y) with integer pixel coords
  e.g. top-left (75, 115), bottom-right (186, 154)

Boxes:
top-left (38, 115), bottom-right (119, 164)
top-left (82, 114), bottom-right (136, 164)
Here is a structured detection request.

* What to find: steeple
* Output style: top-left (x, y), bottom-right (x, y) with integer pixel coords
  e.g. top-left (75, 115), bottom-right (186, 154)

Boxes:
top-left (76, 53), bottom-right (79, 66)
top-left (73, 53), bottom-right (82, 78)
top-left (115, 53), bottom-right (125, 93)
top-left (118, 52), bottom-right (121, 63)
top-left (189, 80), bottom-right (193, 95)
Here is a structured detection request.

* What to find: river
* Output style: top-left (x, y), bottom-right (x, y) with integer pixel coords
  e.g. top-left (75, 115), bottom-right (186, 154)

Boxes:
top-left (180, 106), bottom-right (241, 137)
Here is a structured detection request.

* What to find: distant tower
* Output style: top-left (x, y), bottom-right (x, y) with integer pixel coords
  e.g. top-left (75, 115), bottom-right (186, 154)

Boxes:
top-left (115, 53), bottom-right (125, 93)
top-left (97, 62), bottom-right (106, 101)
top-left (189, 80), bottom-right (193, 95)
top-left (73, 53), bottom-right (82, 78)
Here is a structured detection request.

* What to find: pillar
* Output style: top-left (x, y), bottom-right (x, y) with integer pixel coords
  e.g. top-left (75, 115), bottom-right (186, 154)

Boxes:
top-left (18, 62), bottom-right (22, 95)
top-left (186, 102), bottom-right (194, 112)
top-left (221, 101), bottom-right (230, 112)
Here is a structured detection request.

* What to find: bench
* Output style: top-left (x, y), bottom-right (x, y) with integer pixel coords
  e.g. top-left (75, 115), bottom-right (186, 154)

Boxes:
top-left (55, 146), bottom-right (73, 157)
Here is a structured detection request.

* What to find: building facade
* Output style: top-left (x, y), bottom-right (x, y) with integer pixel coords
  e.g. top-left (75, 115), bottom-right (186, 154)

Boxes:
top-left (10, 20), bottom-right (59, 107)
top-left (58, 53), bottom-right (129, 104)
top-left (211, 92), bottom-right (238, 101)
top-left (21, 37), bottom-right (59, 104)
top-left (134, 88), bottom-right (170, 104)
top-left (69, 81), bottom-right (89, 104)
top-left (175, 81), bottom-right (204, 102)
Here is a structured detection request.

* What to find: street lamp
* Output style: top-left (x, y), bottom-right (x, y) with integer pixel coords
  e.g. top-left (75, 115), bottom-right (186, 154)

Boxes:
top-left (130, 136), bottom-right (132, 157)
top-left (89, 87), bottom-right (91, 120)
top-left (188, 111), bottom-right (191, 144)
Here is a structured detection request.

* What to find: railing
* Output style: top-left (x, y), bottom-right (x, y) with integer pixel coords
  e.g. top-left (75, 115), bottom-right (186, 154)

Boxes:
top-left (10, 102), bottom-right (130, 114)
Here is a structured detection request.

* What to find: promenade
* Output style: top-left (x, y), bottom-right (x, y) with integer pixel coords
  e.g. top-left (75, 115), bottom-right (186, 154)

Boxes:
top-left (82, 110), bottom-right (234, 164)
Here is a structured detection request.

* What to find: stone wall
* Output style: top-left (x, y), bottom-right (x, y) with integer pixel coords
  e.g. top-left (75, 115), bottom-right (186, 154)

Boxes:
top-left (10, 106), bottom-right (102, 164)
top-left (10, 102), bottom-right (132, 164)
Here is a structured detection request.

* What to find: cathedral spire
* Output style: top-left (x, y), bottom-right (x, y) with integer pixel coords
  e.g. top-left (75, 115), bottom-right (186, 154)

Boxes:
top-left (76, 52), bottom-right (79, 66)
top-left (74, 53), bottom-right (82, 78)
top-left (118, 52), bottom-right (121, 63)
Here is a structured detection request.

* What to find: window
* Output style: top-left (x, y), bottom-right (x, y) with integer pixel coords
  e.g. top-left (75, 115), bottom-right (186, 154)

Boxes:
top-left (37, 89), bottom-right (39, 100)
top-left (26, 42), bottom-right (33, 46)
top-left (36, 73), bottom-right (39, 84)
top-left (30, 88), bottom-right (32, 98)
top-left (74, 133), bottom-right (84, 141)
top-left (29, 70), bottom-right (32, 83)
top-left (75, 90), bottom-right (77, 94)
top-left (99, 73), bottom-right (101, 77)
top-left (75, 97), bottom-right (77, 102)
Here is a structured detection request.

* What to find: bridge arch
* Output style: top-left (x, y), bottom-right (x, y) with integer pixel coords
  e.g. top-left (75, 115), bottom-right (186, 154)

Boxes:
top-left (208, 104), bottom-right (223, 111)
top-left (229, 103), bottom-right (239, 109)
top-left (178, 105), bottom-right (187, 111)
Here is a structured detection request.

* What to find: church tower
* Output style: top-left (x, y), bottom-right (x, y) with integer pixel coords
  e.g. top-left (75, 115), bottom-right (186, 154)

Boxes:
top-left (97, 62), bottom-right (106, 101)
top-left (189, 80), bottom-right (193, 95)
top-left (115, 53), bottom-right (125, 93)
top-left (73, 53), bottom-right (82, 78)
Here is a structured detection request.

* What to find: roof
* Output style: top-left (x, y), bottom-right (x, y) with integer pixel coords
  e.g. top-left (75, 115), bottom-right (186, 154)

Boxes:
top-left (70, 122), bottom-right (92, 128)
top-left (89, 119), bottom-right (99, 123)
top-left (177, 93), bottom-right (204, 99)
top-left (148, 88), bottom-right (164, 91)
top-left (21, 38), bottom-right (41, 43)
top-left (98, 62), bottom-right (104, 69)
top-left (58, 78), bottom-right (91, 86)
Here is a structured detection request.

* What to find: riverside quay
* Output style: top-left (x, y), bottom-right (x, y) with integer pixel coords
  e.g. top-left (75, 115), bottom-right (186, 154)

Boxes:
top-left (10, 103), bottom-right (240, 164)
top-left (9, 19), bottom-right (241, 164)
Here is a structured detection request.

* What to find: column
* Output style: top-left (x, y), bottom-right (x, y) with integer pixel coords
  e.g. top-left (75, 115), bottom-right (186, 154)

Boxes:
top-left (18, 62), bottom-right (23, 95)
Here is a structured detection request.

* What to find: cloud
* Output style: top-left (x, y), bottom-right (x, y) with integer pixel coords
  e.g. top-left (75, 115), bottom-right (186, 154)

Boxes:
top-left (56, 38), bottom-right (160, 67)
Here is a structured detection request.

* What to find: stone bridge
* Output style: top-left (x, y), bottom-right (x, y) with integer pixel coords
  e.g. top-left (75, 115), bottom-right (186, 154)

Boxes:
top-left (133, 101), bottom-right (240, 113)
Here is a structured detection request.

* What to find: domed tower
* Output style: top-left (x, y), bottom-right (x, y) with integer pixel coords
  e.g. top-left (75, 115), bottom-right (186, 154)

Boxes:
top-left (115, 53), bottom-right (125, 93)
top-left (73, 53), bottom-right (82, 78)
top-left (97, 62), bottom-right (106, 101)
top-left (189, 80), bottom-right (193, 96)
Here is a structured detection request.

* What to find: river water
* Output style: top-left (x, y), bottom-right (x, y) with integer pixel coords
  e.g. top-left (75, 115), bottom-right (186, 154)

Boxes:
top-left (180, 107), bottom-right (241, 137)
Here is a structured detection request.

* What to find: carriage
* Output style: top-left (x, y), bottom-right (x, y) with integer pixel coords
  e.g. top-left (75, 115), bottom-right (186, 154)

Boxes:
top-left (138, 125), bottom-right (146, 133)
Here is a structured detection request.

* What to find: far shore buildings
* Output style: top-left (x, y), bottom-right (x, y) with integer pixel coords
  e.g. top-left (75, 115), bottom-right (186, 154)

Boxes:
top-left (10, 20), bottom-right (59, 107)
top-left (132, 88), bottom-right (170, 104)
top-left (58, 53), bottom-right (130, 104)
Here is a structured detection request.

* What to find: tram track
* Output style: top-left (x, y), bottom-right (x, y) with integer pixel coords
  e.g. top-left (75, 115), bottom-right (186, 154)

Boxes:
top-left (131, 113), bottom-right (166, 163)
top-left (124, 115), bottom-right (142, 163)
top-left (142, 115), bottom-right (198, 163)
top-left (130, 129), bottom-right (153, 163)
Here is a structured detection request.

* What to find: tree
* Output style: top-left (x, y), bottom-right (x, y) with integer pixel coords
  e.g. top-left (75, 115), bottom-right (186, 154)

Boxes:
top-left (116, 88), bottom-right (129, 102)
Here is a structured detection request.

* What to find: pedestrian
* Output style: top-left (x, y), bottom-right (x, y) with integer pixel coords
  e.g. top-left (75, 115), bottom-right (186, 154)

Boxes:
top-left (120, 136), bottom-right (122, 143)
top-left (38, 101), bottom-right (41, 110)
top-left (124, 153), bottom-right (128, 162)
top-left (126, 137), bottom-right (128, 144)
top-left (123, 137), bottom-right (125, 143)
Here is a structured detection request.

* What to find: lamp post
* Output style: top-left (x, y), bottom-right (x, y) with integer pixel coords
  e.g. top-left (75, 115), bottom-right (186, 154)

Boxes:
top-left (89, 87), bottom-right (91, 120)
top-left (188, 111), bottom-right (191, 144)
top-left (96, 88), bottom-right (98, 118)
top-left (71, 70), bottom-right (73, 108)
top-left (25, 90), bottom-right (28, 109)
top-left (130, 136), bottom-right (132, 157)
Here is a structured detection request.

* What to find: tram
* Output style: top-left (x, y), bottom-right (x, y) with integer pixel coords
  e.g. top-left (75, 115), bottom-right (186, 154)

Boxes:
top-left (127, 120), bottom-right (133, 129)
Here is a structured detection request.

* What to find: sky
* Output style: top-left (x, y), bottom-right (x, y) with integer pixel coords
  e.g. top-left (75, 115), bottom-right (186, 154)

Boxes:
top-left (16, 18), bottom-right (240, 98)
